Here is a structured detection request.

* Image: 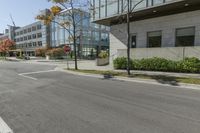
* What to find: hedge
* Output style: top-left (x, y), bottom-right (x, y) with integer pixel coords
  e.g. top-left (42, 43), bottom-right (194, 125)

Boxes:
top-left (113, 57), bottom-right (200, 73)
top-left (46, 48), bottom-right (65, 59)
top-left (35, 48), bottom-right (47, 57)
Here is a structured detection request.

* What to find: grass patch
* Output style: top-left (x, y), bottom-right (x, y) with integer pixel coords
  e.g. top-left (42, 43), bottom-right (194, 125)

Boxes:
top-left (67, 69), bottom-right (200, 85)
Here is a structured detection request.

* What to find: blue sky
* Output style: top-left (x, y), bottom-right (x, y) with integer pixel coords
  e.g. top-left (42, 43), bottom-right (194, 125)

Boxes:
top-left (0, 0), bottom-right (54, 33)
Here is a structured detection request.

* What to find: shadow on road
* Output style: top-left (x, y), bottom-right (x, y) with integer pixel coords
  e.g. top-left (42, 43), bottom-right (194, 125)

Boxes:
top-left (101, 74), bottom-right (180, 86)
top-left (100, 74), bottom-right (125, 82)
top-left (130, 74), bottom-right (180, 86)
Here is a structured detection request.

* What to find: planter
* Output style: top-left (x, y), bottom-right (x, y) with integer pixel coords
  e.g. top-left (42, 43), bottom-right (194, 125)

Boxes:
top-left (96, 57), bottom-right (109, 66)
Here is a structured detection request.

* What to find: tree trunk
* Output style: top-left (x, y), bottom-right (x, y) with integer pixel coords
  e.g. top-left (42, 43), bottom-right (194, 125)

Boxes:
top-left (73, 24), bottom-right (78, 70)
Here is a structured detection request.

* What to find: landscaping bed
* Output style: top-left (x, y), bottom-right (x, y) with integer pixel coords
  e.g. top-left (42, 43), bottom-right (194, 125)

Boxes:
top-left (113, 57), bottom-right (200, 73)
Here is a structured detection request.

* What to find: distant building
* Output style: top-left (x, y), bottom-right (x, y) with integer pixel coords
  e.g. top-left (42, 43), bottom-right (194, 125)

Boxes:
top-left (0, 26), bottom-right (17, 41)
top-left (0, 8), bottom-right (109, 58)
top-left (0, 23), bottom-right (49, 56)
top-left (14, 21), bottom-right (51, 56)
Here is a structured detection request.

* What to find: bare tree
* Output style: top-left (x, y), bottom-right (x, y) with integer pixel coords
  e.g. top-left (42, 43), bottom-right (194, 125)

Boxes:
top-left (36, 0), bottom-right (91, 70)
top-left (127, 0), bottom-right (145, 75)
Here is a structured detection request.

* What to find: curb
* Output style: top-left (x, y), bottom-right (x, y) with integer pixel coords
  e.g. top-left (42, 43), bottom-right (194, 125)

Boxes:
top-left (57, 67), bottom-right (200, 90)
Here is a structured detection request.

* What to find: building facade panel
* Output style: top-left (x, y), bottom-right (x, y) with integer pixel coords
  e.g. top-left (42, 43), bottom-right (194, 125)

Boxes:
top-left (117, 46), bottom-right (200, 60)
top-left (109, 10), bottom-right (200, 61)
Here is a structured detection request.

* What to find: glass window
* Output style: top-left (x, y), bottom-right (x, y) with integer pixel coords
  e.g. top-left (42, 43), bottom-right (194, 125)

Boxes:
top-left (28, 43), bottom-right (32, 47)
top-left (130, 34), bottom-right (137, 48)
top-left (37, 24), bottom-right (41, 30)
top-left (100, 0), bottom-right (106, 18)
top-left (38, 41), bottom-right (42, 46)
top-left (37, 33), bottom-right (42, 38)
top-left (147, 31), bottom-right (162, 47)
top-left (95, 32), bottom-right (100, 41)
top-left (23, 43), bottom-right (27, 47)
top-left (24, 29), bottom-right (27, 34)
top-left (95, 0), bottom-right (100, 19)
top-left (32, 34), bottom-right (36, 39)
top-left (28, 28), bottom-right (31, 32)
top-left (32, 26), bottom-right (36, 31)
top-left (28, 35), bottom-right (32, 40)
top-left (165, 0), bottom-right (174, 2)
top-left (153, 0), bottom-right (164, 6)
top-left (131, 0), bottom-right (147, 10)
top-left (24, 36), bottom-right (27, 41)
top-left (107, 0), bottom-right (118, 16)
top-left (176, 27), bottom-right (195, 47)
top-left (32, 42), bottom-right (37, 47)
top-left (147, 0), bottom-right (153, 7)
top-left (20, 31), bottom-right (23, 35)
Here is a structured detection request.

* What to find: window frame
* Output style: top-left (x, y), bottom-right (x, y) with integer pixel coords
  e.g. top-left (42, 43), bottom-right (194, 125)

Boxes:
top-left (175, 26), bottom-right (195, 47)
top-left (147, 30), bottom-right (162, 48)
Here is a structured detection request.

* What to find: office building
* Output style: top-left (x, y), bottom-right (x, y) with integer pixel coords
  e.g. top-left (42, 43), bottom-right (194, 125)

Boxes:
top-left (14, 21), bottom-right (51, 56)
top-left (92, 0), bottom-right (200, 62)
top-left (50, 9), bottom-right (109, 58)
top-left (0, 8), bottom-right (109, 58)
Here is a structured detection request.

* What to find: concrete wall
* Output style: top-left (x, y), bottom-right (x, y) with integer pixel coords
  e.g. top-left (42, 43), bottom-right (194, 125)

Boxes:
top-left (110, 10), bottom-right (200, 63)
top-left (109, 33), bottom-right (127, 68)
top-left (117, 46), bottom-right (200, 61)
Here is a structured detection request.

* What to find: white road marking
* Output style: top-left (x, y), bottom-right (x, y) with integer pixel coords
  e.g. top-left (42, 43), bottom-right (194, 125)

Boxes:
top-left (19, 70), bottom-right (56, 75)
top-left (18, 70), bottom-right (56, 80)
top-left (0, 117), bottom-right (13, 133)
top-left (18, 74), bottom-right (38, 80)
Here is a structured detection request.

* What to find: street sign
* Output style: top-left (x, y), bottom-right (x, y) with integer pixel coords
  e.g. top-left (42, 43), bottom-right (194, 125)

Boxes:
top-left (64, 45), bottom-right (71, 53)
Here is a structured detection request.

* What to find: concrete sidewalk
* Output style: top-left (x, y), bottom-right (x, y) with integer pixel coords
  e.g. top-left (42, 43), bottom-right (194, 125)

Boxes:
top-left (24, 59), bottom-right (200, 79)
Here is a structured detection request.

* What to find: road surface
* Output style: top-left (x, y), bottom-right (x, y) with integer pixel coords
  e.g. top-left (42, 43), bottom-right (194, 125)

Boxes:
top-left (0, 61), bottom-right (200, 133)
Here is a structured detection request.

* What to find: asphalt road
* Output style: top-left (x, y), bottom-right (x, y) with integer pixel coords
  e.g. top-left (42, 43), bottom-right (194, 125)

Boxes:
top-left (1, 61), bottom-right (200, 133)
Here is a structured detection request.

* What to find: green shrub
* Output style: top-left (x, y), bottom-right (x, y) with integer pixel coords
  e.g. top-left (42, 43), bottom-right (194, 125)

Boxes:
top-left (176, 57), bottom-right (200, 73)
top-left (113, 57), bottom-right (127, 69)
top-left (131, 57), bottom-right (176, 72)
top-left (113, 57), bottom-right (200, 73)
top-left (113, 57), bottom-right (133, 69)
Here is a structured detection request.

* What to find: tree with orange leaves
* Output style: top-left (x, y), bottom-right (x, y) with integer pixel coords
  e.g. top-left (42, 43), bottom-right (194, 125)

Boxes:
top-left (0, 39), bottom-right (15, 58)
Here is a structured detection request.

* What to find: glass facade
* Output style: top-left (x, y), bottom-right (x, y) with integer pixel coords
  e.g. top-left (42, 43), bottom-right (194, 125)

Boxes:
top-left (51, 10), bottom-right (109, 59)
top-left (92, 0), bottom-right (175, 20)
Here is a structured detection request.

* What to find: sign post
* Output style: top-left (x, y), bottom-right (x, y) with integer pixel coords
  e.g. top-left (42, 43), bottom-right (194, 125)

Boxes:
top-left (63, 45), bottom-right (71, 69)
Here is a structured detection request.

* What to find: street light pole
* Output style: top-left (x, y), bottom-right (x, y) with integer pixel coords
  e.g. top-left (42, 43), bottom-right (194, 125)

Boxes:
top-left (127, 0), bottom-right (131, 75)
